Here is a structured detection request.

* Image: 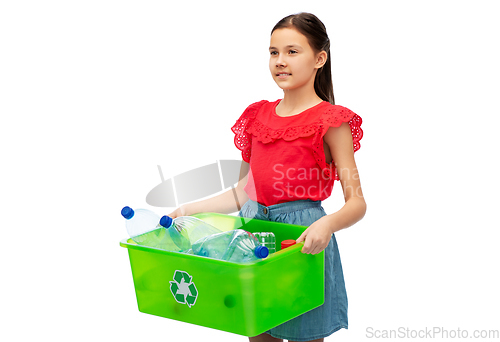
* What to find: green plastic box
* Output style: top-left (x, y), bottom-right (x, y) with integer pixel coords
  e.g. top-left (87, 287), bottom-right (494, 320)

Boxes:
top-left (120, 213), bottom-right (324, 337)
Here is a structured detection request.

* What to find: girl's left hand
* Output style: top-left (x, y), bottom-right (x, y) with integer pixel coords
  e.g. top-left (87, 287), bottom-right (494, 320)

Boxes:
top-left (296, 216), bottom-right (333, 254)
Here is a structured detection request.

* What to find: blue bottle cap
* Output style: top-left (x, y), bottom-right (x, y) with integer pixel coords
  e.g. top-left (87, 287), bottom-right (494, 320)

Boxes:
top-left (254, 245), bottom-right (269, 259)
top-left (160, 215), bottom-right (173, 228)
top-left (121, 206), bottom-right (134, 220)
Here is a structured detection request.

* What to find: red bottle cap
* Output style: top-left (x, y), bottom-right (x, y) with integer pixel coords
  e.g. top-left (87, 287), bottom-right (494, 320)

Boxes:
top-left (281, 239), bottom-right (296, 249)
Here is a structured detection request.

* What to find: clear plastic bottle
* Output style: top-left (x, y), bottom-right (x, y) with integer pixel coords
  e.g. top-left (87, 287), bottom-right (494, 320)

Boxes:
top-left (191, 229), bottom-right (269, 263)
top-left (253, 232), bottom-right (276, 254)
top-left (159, 215), bottom-right (222, 252)
top-left (121, 206), bottom-right (161, 246)
top-left (121, 206), bottom-right (181, 251)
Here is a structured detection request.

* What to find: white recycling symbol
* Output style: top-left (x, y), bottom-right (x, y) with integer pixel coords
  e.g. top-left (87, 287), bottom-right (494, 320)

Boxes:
top-left (170, 270), bottom-right (198, 308)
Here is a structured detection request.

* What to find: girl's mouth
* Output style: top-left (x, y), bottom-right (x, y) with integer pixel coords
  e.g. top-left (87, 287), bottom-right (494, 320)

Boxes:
top-left (277, 73), bottom-right (291, 79)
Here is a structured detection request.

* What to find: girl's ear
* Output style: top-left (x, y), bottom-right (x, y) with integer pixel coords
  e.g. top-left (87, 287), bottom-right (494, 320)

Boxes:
top-left (315, 50), bottom-right (328, 69)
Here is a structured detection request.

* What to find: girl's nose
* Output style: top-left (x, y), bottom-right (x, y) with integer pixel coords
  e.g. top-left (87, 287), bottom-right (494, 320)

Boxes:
top-left (276, 56), bottom-right (286, 68)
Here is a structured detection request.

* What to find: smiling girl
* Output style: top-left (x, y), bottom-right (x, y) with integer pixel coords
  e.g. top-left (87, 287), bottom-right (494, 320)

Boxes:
top-left (169, 12), bottom-right (365, 342)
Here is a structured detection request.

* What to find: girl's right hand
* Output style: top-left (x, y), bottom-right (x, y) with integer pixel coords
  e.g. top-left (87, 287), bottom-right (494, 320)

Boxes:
top-left (167, 204), bottom-right (190, 219)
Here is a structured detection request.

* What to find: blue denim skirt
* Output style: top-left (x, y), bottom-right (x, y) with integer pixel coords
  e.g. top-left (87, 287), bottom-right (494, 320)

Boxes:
top-left (239, 198), bottom-right (348, 341)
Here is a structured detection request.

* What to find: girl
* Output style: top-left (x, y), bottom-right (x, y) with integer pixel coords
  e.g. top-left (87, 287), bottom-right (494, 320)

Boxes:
top-left (169, 12), bottom-right (365, 342)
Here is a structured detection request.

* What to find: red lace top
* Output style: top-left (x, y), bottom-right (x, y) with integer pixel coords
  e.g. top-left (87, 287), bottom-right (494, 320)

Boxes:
top-left (231, 99), bottom-right (363, 206)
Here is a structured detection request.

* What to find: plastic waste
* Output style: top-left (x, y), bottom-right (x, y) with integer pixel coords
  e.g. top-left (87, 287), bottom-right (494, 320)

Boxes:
top-left (121, 206), bottom-right (181, 251)
top-left (191, 229), bottom-right (269, 263)
top-left (121, 206), bottom-right (161, 247)
top-left (159, 215), bottom-right (222, 252)
top-left (253, 232), bottom-right (276, 254)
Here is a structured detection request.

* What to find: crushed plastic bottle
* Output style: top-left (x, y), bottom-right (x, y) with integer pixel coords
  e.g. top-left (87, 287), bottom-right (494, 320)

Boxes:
top-left (159, 215), bottom-right (222, 252)
top-left (121, 206), bottom-right (162, 247)
top-left (121, 206), bottom-right (181, 251)
top-left (253, 232), bottom-right (276, 254)
top-left (191, 229), bottom-right (269, 263)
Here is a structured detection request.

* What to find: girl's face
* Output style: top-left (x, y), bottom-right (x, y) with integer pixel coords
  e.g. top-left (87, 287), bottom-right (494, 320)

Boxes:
top-left (269, 27), bottom-right (325, 92)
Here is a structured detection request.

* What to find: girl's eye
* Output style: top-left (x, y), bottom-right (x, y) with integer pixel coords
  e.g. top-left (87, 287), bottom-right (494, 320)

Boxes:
top-left (270, 51), bottom-right (278, 56)
top-left (289, 50), bottom-right (298, 54)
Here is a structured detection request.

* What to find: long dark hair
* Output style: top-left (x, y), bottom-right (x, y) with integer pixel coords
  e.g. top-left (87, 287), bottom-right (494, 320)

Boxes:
top-left (271, 13), bottom-right (335, 105)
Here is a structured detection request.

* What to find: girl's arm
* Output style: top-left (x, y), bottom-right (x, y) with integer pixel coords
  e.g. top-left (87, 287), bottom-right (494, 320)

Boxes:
top-left (297, 122), bottom-right (367, 254)
top-left (167, 161), bottom-right (250, 218)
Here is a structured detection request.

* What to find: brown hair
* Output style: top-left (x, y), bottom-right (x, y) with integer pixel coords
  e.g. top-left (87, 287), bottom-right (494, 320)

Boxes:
top-left (271, 13), bottom-right (335, 104)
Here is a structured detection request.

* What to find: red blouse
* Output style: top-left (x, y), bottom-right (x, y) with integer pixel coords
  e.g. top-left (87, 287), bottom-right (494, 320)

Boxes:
top-left (231, 99), bottom-right (363, 206)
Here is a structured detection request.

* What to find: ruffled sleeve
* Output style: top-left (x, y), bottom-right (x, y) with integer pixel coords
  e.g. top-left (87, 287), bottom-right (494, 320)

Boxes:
top-left (312, 105), bottom-right (363, 181)
top-left (231, 100), bottom-right (268, 162)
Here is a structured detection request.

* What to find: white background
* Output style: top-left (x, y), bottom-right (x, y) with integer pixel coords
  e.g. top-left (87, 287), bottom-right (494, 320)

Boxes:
top-left (1, 0), bottom-right (499, 341)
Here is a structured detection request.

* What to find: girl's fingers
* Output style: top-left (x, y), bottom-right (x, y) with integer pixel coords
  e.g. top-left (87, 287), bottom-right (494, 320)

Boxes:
top-left (296, 229), bottom-right (308, 244)
top-left (301, 236), bottom-right (313, 253)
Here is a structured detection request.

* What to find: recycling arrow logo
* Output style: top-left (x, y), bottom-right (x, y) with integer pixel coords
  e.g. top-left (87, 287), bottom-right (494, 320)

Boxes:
top-left (170, 270), bottom-right (198, 308)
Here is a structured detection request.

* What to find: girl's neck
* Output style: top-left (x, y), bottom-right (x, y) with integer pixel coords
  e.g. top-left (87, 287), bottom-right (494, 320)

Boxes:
top-left (277, 88), bottom-right (324, 117)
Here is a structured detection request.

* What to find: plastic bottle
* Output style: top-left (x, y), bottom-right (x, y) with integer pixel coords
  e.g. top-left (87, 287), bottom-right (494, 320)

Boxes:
top-left (121, 206), bottom-right (161, 247)
top-left (191, 229), bottom-right (269, 263)
top-left (159, 215), bottom-right (222, 252)
top-left (121, 206), bottom-right (181, 251)
top-left (253, 232), bottom-right (276, 254)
